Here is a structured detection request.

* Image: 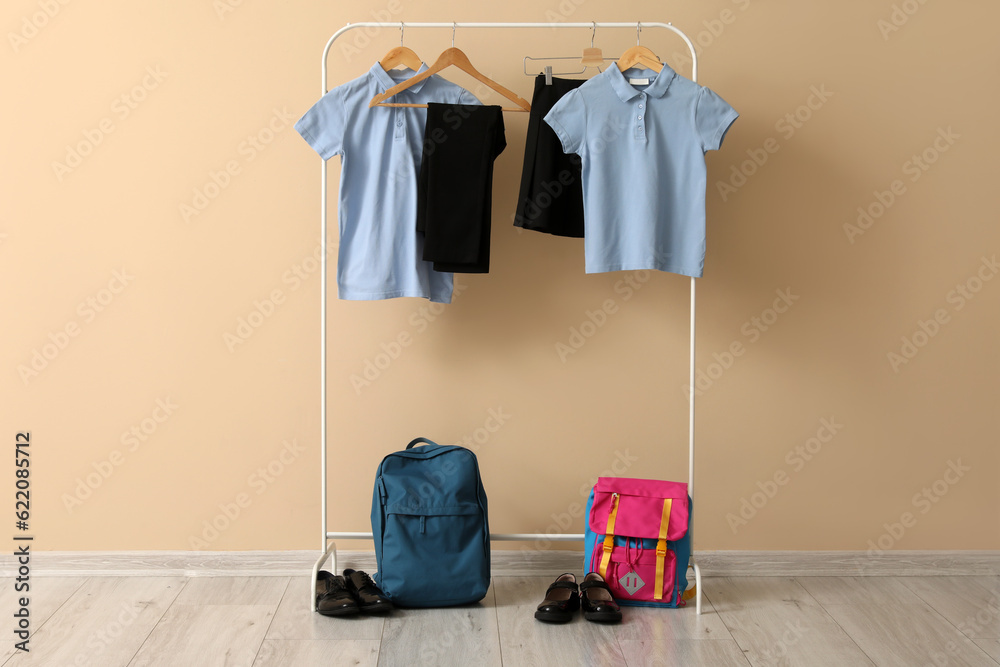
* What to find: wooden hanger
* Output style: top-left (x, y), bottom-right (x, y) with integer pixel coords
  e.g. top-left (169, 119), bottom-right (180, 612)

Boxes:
top-left (616, 45), bottom-right (663, 73)
top-left (369, 46), bottom-right (531, 112)
top-left (379, 46), bottom-right (422, 72)
top-left (379, 24), bottom-right (422, 72)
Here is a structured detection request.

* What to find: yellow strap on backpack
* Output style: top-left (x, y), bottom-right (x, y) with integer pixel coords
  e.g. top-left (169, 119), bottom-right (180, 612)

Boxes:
top-left (654, 497), bottom-right (672, 600)
top-left (598, 493), bottom-right (620, 578)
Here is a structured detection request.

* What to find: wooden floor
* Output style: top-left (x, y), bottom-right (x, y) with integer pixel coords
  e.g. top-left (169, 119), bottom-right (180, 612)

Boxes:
top-left (2, 574), bottom-right (999, 666)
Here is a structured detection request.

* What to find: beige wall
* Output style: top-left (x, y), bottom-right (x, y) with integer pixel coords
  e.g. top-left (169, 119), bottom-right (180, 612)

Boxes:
top-left (4, 0), bottom-right (998, 554)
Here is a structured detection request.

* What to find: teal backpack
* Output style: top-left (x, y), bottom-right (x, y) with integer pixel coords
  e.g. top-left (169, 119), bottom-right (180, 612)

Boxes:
top-left (371, 438), bottom-right (490, 607)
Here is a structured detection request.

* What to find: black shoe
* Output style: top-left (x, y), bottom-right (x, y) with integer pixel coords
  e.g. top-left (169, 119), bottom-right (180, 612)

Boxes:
top-left (315, 571), bottom-right (360, 617)
top-left (343, 569), bottom-right (393, 614)
top-left (580, 572), bottom-right (622, 623)
top-left (534, 573), bottom-right (580, 623)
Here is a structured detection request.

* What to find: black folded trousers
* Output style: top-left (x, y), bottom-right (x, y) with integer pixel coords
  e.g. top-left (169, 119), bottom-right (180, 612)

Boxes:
top-left (416, 103), bottom-right (506, 274)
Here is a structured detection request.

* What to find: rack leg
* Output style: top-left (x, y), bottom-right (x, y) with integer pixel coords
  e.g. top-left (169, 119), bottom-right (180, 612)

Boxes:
top-left (689, 560), bottom-right (703, 615)
top-left (310, 540), bottom-right (338, 612)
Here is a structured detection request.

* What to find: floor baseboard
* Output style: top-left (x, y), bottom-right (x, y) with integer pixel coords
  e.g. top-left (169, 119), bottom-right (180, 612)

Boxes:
top-left (4, 549), bottom-right (998, 578)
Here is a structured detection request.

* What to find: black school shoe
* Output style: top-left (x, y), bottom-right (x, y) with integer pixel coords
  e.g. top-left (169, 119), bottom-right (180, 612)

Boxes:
top-left (534, 573), bottom-right (580, 623)
top-left (580, 572), bottom-right (622, 623)
top-left (316, 571), bottom-right (360, 617)
top-left (343, 569), bottom-right (394, 614)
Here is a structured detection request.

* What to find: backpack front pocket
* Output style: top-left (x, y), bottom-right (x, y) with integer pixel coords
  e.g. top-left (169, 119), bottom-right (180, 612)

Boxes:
top-left (590, 538), bottom-right (676, 604)
top-left (380, 504), bottom-right (488, 606)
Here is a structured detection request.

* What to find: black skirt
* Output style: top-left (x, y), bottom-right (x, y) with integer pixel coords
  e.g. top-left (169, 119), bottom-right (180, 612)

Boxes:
top-left (513, 75), bottom-right (587, 238)
top-left (417, 103), bottom-right (506, 273)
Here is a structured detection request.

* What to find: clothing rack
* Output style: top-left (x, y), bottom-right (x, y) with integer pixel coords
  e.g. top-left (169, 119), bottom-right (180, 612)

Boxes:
top-left (311, 21), bottom-right (705, 614)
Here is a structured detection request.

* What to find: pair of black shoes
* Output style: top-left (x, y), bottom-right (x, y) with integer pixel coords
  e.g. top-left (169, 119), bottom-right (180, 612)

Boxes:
top-left (315, 569), bottom-right (393, 617)
top-left (534, 572), bottom-right (622, 624)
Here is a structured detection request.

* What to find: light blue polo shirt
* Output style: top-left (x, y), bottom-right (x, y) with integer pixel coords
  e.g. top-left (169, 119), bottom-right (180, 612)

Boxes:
top-left (544, 63), bottom-right (738, 277)
top-left (295, 63), bottom-right (479, 303)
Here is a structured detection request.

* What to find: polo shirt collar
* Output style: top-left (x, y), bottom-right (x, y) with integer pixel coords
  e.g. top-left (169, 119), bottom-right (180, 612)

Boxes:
top-left (369, 61), bottom-right (431, 94)
top-left (607, 62), bottom-right (676, 102)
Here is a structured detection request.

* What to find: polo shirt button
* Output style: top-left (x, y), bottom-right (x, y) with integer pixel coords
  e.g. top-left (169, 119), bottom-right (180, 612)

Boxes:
top-left (638, 104), bottom-right (644, 109)
top-left (637, 115), bottom-right (643, 120)
top-left (396, 120), bottom-right (403, 126)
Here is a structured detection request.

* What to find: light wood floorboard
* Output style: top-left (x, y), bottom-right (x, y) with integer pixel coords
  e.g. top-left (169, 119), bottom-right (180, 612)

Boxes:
top-left (377, 581), bottom-right (501, 667)
top-left (8, 574), bottom-right (1000, 666)
top-left (900, 576), bottom-right (1000, 638)
top-left (252, 639), bottom-right (380, 666)
top-left (2, 577), bottom-right (182, 667)
top-left (267, 577), bottom-right (385, 641)
top-left (822, 601), bottom-right (998, 666)
top-left (0, 576), bottom-right (85, 663)
top-left (170, 576), bottom-right (288, 606)
top-left (974, 639), bottom-right (1000, 662)
top-left (612, 594), bottom-right (733, 642)
top-left (796, 575), bottom-right (926, 607)
top-left (617, 638), bottom-right (752, 666)
top-left (493, 576), bottom-right (628, 667)
top-left (703, 577), bottom-right (876, 666)
top-left (127, 604), bottom-right (274, 667)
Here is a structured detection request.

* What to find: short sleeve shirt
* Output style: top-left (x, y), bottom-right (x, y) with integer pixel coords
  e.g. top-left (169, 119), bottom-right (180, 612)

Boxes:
top-left (295, 63), bottom-right (480, 303)
top-left (544, 63), bottom-right (738, 277)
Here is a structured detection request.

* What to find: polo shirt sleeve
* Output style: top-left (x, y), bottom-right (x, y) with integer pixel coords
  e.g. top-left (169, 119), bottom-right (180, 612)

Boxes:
top-left (543, 88), bottom-right (586, 155)
top-left (695, 87), bottom-right (739, 152)
top-left (294, 87), bottom-right (346, 160)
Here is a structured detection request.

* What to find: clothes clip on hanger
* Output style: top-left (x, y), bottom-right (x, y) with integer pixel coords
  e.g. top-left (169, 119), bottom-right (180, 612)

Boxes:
top-left (544, 65), bottom-right (553, 86)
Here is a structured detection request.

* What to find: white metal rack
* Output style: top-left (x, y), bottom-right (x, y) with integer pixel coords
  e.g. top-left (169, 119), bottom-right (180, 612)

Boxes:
top-left (311, 21), bottom-right (705, 614)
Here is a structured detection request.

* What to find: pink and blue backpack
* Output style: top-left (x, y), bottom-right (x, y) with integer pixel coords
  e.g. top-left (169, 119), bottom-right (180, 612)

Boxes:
top-left (583, 477), bottom-right (694, 608)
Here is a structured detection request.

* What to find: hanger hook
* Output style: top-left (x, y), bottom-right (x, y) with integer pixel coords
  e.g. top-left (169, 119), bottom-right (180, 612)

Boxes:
top-left (452, 22), bottom-right (456, 47)
top-left (399, 22), bottom-right (404, 47)
top-left (636, 21), bottom-right (642, 46)
top-left (591, 21), bottom-right (597, 48)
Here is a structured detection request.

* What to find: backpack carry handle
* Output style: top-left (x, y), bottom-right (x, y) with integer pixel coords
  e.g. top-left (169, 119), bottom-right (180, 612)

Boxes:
top-left (406, 437), bottom-right (439, 450)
